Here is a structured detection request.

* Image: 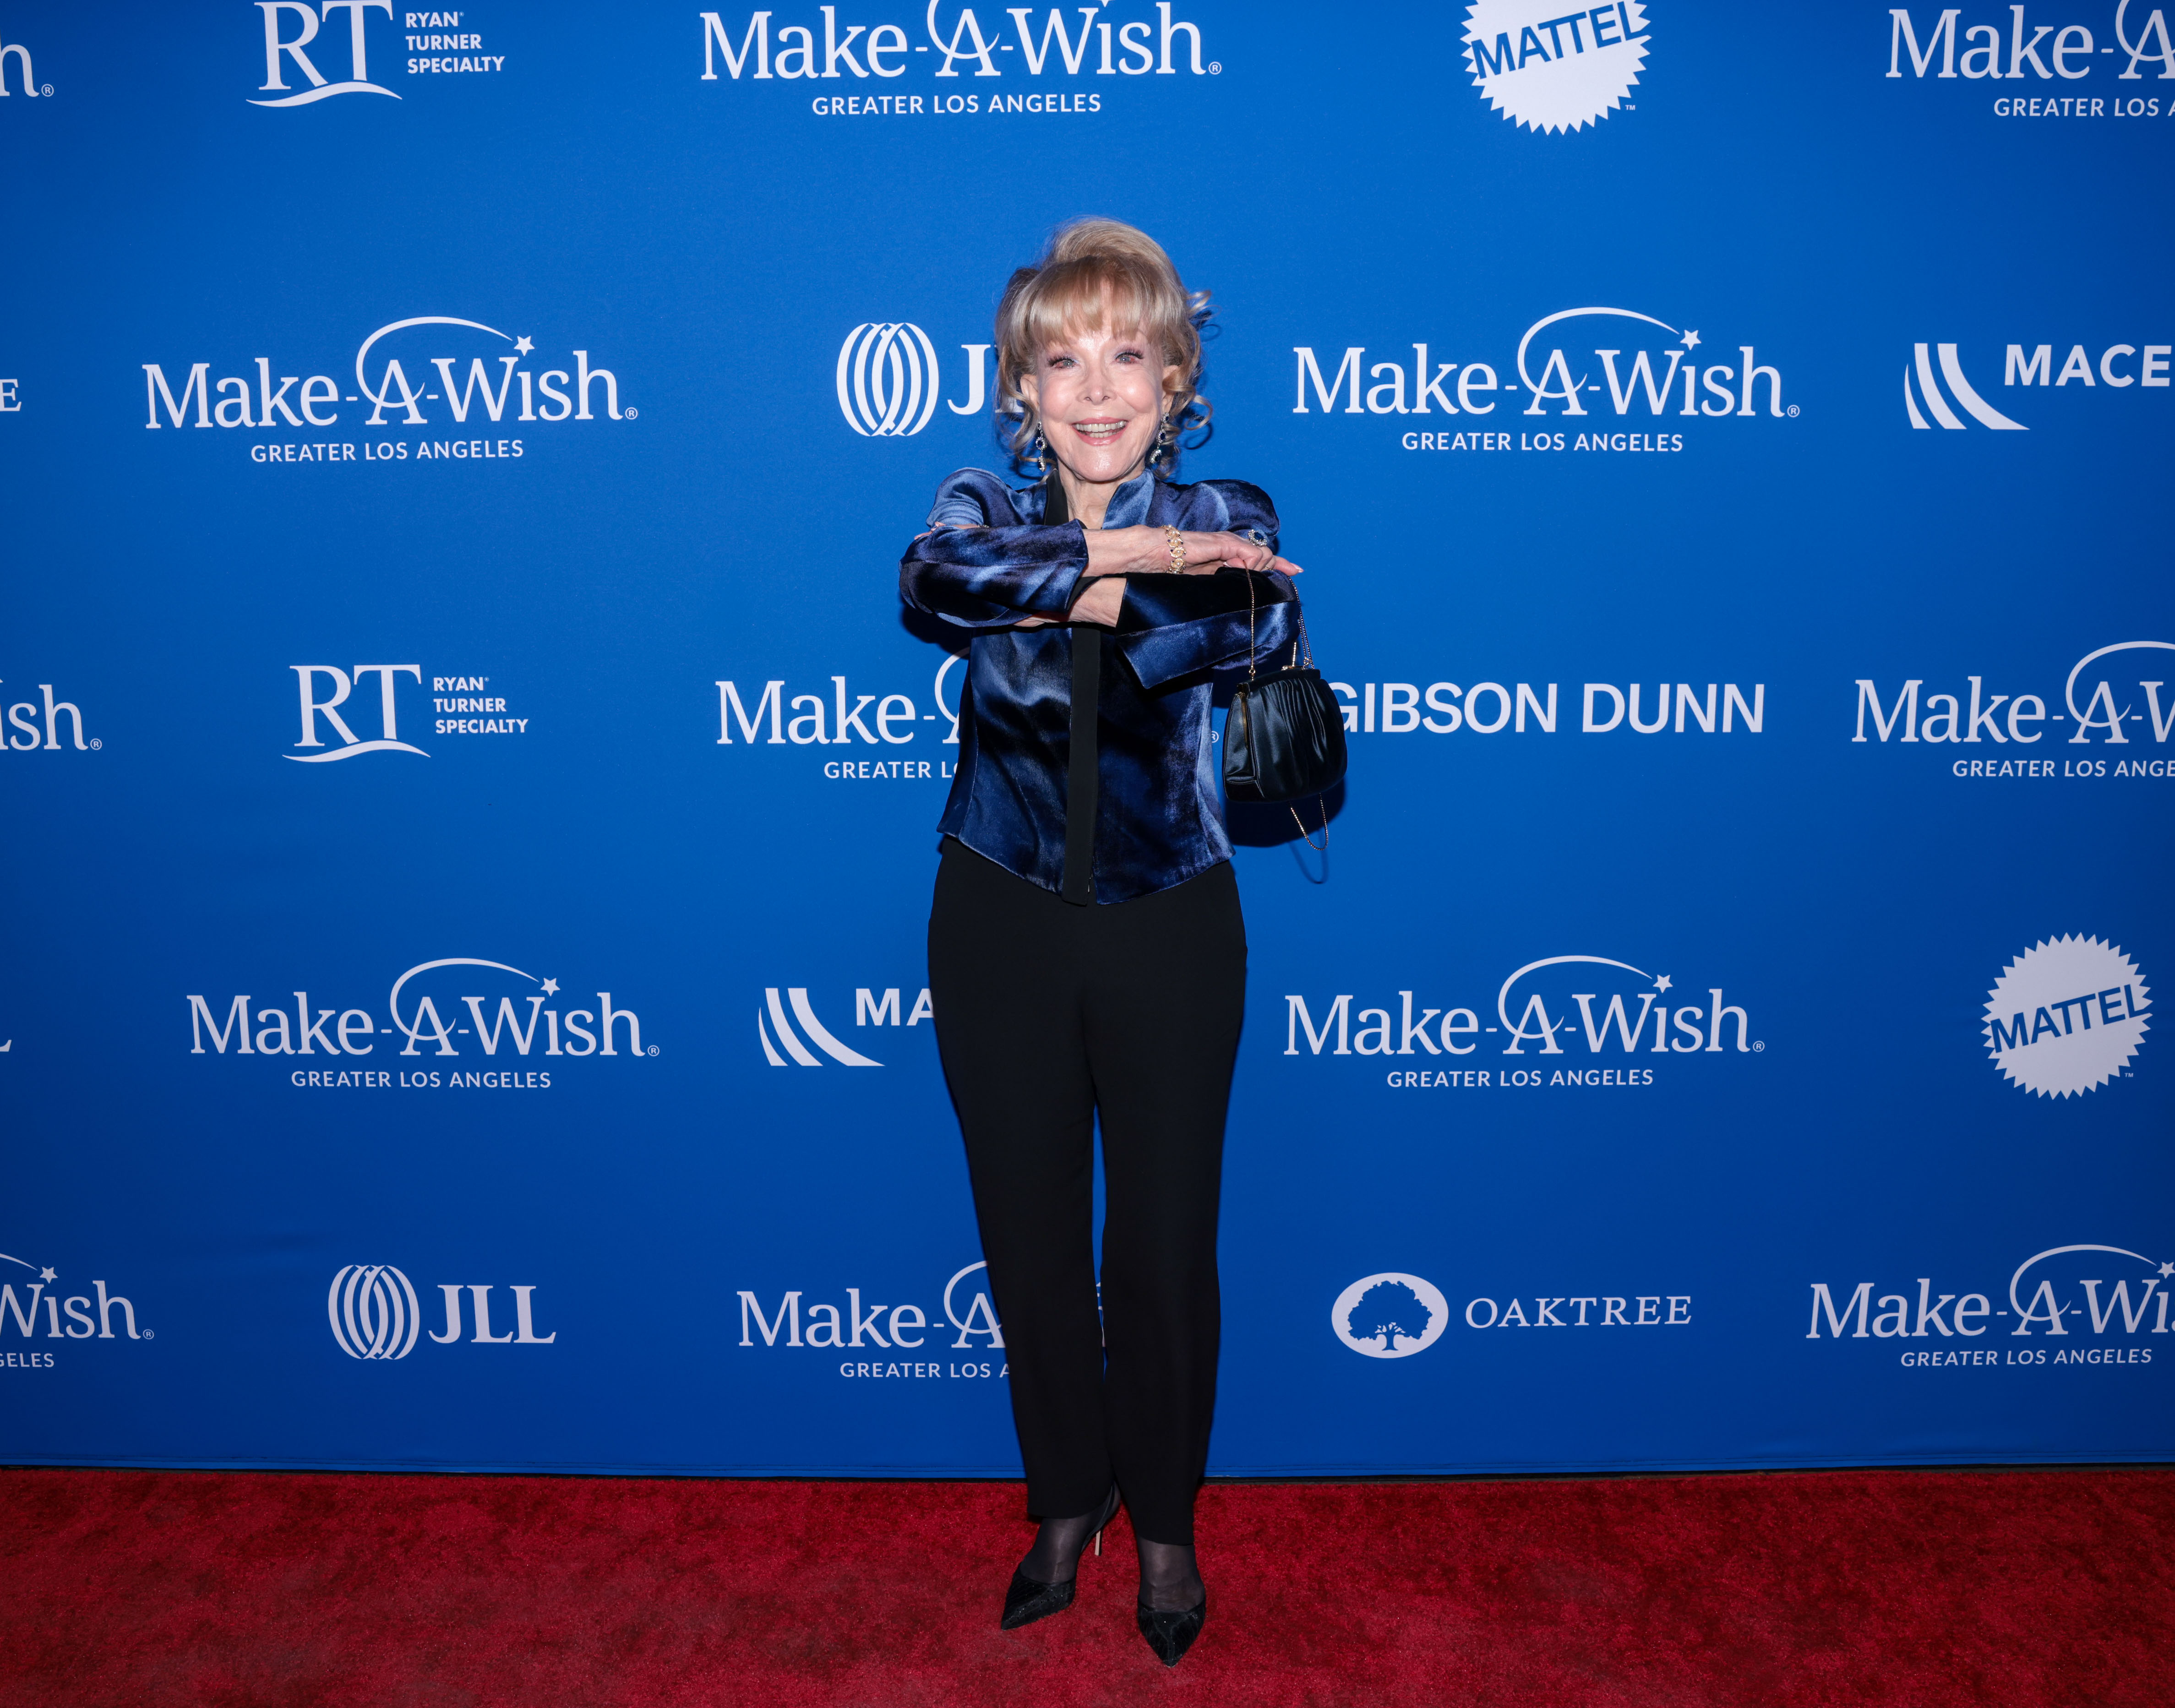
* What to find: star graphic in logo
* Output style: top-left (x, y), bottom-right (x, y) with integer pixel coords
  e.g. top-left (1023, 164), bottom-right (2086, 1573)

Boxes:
top-left (514, 336), bottom-right (534, 355)
top-left (1653, 974), bottom-right (1673, 993)
top-left (2161, 1262), bottom-right (2174, 1278)
top-left (540, 978), bottom-right (559, 995)
top-left (38, 1268), bottom-right (55, 1284)
top-left (1681, 331), bottom-right (1700, 351)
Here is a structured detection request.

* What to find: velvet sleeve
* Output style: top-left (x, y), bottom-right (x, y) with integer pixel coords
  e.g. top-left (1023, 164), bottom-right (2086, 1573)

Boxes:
top-left (1113, 570), bottom-right (1303, 690)
top-left (899, 468), bottom-right (1090, 629)
top-left (1110, 479), bottom-right (1299, 689)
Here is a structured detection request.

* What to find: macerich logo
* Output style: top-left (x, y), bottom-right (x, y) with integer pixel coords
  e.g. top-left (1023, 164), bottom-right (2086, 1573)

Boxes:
top-left (834, 323), bottom-right (992, 436)
top-left (1908, 338), bottom-right (2172, 430)
top-left (1463, 0), bottom-right (1649, 134)
top-left (760, 984), bottom-right (933, 1066)
top-left (1985, 936), bottom-right (2150, 1098)
top-left (1332, 1272), bottom-right (1449, 1358)
top-left (1904, 343), bottom-right (2026, 430)
top-left (328, 1264), bottom-right (556, 1360)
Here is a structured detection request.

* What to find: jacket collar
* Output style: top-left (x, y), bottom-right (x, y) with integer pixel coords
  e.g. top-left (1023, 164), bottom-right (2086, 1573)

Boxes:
top-left (1032, 466), bottom-right (1159, 528)
top-left (1100, 468), bottom-right (1158, 529)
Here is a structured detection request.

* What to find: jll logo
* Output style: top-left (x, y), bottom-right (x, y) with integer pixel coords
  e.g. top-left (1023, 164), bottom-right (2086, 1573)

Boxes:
top-left (327, 1264), bottom-right (555, 1360)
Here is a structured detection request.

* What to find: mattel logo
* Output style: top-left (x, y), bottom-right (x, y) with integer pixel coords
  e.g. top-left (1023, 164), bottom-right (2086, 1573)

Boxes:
top-left (1462, 0), bottom-right (1649, 134)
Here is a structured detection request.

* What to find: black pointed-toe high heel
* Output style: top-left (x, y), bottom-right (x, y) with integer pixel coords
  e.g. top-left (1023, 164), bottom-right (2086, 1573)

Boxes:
top-left (999, 1484), bottom-right (1121, 1632)
top-left (1136, 1594), bottom-right (1207, 1666)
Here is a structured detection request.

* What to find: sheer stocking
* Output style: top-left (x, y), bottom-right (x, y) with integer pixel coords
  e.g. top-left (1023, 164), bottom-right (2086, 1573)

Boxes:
top-left (1136, 1539), bottom-right (1205, 1612)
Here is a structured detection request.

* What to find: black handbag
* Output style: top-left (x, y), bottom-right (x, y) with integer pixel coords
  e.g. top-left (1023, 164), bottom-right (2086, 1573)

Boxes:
top-left (1222, 570), bottom-right (1346, 835)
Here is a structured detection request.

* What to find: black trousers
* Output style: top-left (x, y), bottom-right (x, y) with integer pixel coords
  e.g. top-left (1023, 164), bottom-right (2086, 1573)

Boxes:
top-left (928, 839), bottom-right (1246, 1545)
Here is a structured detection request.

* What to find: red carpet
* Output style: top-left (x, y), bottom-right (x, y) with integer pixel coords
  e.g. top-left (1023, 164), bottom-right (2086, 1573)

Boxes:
top-left (1, 1466), bottom-right (2169, 1706)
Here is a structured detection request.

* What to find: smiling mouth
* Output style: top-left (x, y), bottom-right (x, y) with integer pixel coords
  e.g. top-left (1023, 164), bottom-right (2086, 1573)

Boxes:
top-left (1068, 419), bottom-right (1128, 446)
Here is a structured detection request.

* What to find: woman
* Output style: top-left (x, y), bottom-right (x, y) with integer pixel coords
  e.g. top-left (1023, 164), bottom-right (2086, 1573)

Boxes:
top-left (899, 218), bottom-right (1302, 1667)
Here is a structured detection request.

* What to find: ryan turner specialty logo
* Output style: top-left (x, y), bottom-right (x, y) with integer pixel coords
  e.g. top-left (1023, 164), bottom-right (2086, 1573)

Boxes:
top-left (252, 4), bottom-right (505, 106)
top-left (1462, 0), bottom-right (1649, 134)
top-left (287, 664), bottom-right (526, 761)
top-left (1984, 936), bottom-right (2150, 1098)
top-left (328, 1264), bottom-right (556, 1360)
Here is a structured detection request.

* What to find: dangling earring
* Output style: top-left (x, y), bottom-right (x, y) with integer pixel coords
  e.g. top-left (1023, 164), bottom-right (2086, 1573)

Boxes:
top-left (1149, 412), bottom-right (1175, 468)
top-left (1030, 426), bottom-right (1048, 476)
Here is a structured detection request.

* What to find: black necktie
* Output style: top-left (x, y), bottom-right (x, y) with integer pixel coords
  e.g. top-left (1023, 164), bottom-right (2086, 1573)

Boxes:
top-left (1048, 476), bottom-right (1098, 906)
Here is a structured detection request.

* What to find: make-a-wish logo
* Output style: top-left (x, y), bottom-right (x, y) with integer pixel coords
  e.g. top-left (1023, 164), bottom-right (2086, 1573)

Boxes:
top-left (1, 1250), bottom-right (150, 1357)
top-left (1289, 953), bottom-right (1760, 1086)
top-left (1810, 1241), bottom-right (2173, 1356)
top-left (1985, 936), bottom-right (2150, 1098)
top-left (327, 1264), bottom-right (555, 1360)
top-left (737, 1259), bottom-right (1007, 1369)
top-left (1296, 308), bottom-right (1793, 443)
top-left (1331, 1272), bottom-right (1450, 1359)
top-left (0, 26), bottom-right (45, 98)
top-left (188, 957), bottom-right (657, 1073)
top-left (252, 3), bottom-right (505, 106)
top-left (1462, 0), bottom-right (1648, 134)
top-left (760, 985), bottom-right (934, 1067)
top-left (835, 323), bottom-right (992, 436)
top-left (3, 680), bottom-right (97, 752)
top-left (144, 315), bottom-right (629, 441)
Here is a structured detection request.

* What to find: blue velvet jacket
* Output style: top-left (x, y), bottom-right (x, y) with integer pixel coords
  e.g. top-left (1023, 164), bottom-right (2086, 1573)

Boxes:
top-left (900, 466), bottom-right (1301, 904)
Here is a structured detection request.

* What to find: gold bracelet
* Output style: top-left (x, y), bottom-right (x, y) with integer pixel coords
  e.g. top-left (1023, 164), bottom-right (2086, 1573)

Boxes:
top-left (1163, 525), bottom-right (1186, 575)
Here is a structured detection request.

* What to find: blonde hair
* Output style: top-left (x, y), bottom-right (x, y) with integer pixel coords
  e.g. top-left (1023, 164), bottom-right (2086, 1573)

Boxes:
top-left (994, 217), bottom-right (1211, 464)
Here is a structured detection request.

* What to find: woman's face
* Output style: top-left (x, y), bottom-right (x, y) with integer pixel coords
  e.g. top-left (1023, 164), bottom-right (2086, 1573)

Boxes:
top-left (1019, 321), bottom-right (1180, 487)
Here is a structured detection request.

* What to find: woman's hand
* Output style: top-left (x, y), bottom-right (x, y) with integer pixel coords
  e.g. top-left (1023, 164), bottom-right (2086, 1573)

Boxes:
top-left (1083, 528), bottom-right (1304, 579)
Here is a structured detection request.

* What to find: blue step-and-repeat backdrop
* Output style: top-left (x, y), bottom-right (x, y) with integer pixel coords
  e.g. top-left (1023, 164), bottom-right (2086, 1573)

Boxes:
top-left (3, 1), bottom-right (2171, 1477)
